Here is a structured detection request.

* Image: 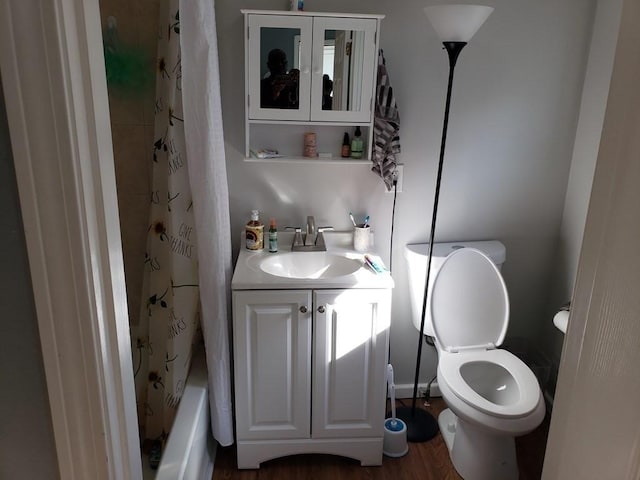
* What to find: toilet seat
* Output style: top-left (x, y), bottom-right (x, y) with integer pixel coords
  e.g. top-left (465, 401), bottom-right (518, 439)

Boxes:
top-left (439, 349), bottom-right (540, 419)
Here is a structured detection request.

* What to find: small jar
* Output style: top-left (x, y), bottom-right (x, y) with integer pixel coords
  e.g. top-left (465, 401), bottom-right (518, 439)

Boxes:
top-left (303, 132), bottom-right (317, 157)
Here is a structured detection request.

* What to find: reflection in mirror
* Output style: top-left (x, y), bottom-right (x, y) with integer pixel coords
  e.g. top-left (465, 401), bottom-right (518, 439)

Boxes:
top-left (260, 27), bottom-right (300, 110)
top-left (321, 29), bottom-right (366, 112)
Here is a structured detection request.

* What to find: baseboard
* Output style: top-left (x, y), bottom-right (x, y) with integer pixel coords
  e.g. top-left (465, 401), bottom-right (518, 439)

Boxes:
top-left (395, 381), bottom-right (441, 400)
top-left (398, 381), bottom-right (556, 414)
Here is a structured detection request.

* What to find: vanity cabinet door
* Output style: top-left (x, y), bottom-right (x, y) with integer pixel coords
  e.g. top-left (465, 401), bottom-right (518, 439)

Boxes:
top-left (312, 289), bottom-right (391, 438)
top-left (247, 14), bottom-right (313, 121)
top-left (233, 290), bottom-right (312, 440)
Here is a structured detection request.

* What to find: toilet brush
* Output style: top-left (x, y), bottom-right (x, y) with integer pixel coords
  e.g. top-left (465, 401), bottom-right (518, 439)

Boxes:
top-left (383, 364), bottom-right (408, 457)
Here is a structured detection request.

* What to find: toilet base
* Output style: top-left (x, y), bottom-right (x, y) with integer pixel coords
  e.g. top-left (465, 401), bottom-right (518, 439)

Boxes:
top-left (438, 409), bottom-right (518, 480)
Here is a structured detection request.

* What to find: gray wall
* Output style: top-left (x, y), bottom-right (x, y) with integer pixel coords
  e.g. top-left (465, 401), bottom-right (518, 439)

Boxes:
top-left (217, 0), bottom-right (596, 392)
top-left (542, 0), bottom-right (623, 398)
top-left (0, 79), bottom-right (59, 478)
top-left (98, 0), bottom-right (159, 328)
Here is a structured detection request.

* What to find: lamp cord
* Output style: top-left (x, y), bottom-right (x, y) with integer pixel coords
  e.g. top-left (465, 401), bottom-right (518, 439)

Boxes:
top-left (389, 178), bottom-right (398, 274)
top-left (387, 178), bottom-right (398, 365)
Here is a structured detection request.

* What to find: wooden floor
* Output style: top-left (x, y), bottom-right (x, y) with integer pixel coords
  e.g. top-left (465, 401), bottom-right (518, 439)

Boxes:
top-left (213, 398), bottom-right (550, 480)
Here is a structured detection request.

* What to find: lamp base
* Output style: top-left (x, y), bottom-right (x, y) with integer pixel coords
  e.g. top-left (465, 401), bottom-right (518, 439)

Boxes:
top-left (394, 405), bottom-right (439, 442)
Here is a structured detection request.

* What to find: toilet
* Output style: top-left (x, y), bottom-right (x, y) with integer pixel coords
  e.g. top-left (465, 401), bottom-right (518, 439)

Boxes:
top-left (404, 242), bottom-right (545, 480)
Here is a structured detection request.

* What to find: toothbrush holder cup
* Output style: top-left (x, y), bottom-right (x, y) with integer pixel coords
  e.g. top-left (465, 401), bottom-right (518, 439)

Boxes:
top-left (353, 224), bottom-right (371, 252)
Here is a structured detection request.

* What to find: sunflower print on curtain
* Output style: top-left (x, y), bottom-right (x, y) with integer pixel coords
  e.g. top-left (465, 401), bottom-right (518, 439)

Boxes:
top-left (131, 0), bottom-right (199, 445)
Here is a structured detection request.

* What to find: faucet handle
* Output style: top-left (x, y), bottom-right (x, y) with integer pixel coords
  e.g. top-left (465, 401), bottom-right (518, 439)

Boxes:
top-left (317, 226), bottom-right (334, 233)
top-left (286, 227), bottom-right (304, 247)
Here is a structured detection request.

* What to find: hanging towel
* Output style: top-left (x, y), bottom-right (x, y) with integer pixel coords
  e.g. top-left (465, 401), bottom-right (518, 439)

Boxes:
top-left (372, 50), bottom-right (401, 190)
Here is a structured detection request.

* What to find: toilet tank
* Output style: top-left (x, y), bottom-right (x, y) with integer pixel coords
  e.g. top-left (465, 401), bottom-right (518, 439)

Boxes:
top-left (404, 240), bottom-right (506, 336)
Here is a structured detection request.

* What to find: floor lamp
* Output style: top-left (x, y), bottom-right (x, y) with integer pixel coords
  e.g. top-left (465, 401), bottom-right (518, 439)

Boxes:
top-left (395, 4), bottom-right (494, 443)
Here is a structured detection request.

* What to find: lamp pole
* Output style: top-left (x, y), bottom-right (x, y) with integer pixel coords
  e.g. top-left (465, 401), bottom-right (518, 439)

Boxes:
top-left (393, 3), bottom-right (492, 443)
top-left (396, 41), bottom-right (467, 443)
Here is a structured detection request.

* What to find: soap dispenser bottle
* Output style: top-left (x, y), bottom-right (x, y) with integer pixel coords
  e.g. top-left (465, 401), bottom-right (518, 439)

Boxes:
top-left (245, 210), bottom-right (264, 250)
top-left (350, 126), bottom-right (363, 159)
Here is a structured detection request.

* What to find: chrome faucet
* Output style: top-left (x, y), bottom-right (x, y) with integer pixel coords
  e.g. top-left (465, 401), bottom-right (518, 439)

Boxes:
top-left (288, 216), bottom-right (333, 251)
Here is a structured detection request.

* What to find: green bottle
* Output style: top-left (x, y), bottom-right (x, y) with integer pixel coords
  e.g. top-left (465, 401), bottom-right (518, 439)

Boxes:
top-left (268, 218), bottom-right (278, 253)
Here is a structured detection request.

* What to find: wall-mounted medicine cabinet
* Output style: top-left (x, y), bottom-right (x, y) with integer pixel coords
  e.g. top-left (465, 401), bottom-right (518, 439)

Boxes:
top-left (241, 10), bottom-right (384, 162)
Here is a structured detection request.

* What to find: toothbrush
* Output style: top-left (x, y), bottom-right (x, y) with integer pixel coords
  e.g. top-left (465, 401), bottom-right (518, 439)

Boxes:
top-left (349, 212), bottom-right (357, 227)
top-left (363, 215), bottom-right (370, 227)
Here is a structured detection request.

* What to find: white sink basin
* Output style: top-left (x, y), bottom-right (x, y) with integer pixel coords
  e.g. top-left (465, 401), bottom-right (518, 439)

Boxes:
top-left (258, 252), bottom-right (362, 279)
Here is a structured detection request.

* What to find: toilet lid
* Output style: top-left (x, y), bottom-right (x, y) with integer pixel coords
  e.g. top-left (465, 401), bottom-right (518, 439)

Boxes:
top-left (430, 248), bottom-right (509, 351)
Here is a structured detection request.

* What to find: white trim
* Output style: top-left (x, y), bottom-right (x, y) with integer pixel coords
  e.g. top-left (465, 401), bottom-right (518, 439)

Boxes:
top-left (0, 1), bottom-right (141, 479)
top-left (395, 382), bottom-right (442, 400)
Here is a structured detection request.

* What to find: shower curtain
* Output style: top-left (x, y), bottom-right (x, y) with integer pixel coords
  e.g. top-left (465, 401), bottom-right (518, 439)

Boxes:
top-left (133, 0), bottom-right (234, 448)
top-left (181, 0), bottom-right (234, 446)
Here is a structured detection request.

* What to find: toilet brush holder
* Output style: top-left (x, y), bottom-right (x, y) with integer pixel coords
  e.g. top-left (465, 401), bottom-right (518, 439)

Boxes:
top-left (383, 364), bottom-right (408, 457)
top-left (383, 418), bottom-right (409, 457)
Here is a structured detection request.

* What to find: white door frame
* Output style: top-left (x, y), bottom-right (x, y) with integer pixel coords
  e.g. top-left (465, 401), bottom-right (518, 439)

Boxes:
top-left (0, 1), bottom-right (141, 479)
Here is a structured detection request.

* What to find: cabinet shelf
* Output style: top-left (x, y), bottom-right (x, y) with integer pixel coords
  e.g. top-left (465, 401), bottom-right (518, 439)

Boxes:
top-left (243, 155), bottom-right (372, 164)
top-left (248, 119), bottom-right (371, 127)
top-left (248, 123), bottom-right (371, 161)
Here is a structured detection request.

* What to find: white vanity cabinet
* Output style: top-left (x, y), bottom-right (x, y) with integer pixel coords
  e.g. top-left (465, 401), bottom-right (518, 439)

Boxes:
top-left (241, 10), bottom-right (384, 161)
top-left (232, 287), bottom-right (391, 469)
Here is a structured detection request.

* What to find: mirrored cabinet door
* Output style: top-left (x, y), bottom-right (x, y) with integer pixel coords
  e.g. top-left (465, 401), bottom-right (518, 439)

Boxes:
top-left (247, 15), bottom-right (313, 121)
top-left (310, 17), bottom-right (377, 123)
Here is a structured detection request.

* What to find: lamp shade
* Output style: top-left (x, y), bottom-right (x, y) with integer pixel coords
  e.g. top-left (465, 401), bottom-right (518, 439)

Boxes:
top-left (424, 4), bottom-right (494, 42)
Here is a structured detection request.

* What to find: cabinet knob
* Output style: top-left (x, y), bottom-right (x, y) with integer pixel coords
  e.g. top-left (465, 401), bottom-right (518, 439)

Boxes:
top-left (317, 306), bottom-right (325, 313)
top-left (299, 306), bottom-right (308, 314)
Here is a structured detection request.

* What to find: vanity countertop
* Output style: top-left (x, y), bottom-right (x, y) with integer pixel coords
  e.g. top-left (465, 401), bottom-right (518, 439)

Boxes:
top-left (231, 231), bottom-right (394, 290)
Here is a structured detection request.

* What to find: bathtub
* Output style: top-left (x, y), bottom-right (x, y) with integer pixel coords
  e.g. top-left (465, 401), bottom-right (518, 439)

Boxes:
top-left (146, 346), bottom-right (216, 480)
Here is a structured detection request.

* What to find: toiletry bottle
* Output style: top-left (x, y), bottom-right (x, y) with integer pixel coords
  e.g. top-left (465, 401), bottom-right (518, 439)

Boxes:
top-left (268, 218), bottom-right (278, 253)
top-left (245, 210), bottom-right (264, 250)
top-left (350, 126), bottom-right (363, 159)
top-left (341, 132), bottom-right (351, 158)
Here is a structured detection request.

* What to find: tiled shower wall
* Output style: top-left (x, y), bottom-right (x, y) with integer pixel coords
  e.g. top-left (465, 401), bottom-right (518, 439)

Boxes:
top-left (98, 0), bottom-right (159, 324)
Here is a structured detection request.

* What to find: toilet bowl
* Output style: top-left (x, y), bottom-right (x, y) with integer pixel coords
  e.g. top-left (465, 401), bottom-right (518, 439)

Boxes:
top-left (425, 247), bottom-right (544, 480)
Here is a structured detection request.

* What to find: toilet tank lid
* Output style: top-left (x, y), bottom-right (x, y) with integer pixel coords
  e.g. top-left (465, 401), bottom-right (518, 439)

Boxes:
top-left (405, 240), bottom-right (506, 265)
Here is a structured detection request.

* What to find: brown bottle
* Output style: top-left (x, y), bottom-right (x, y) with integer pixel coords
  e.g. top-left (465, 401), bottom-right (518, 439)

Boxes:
top-left (341, 132), bottom-right (350, 158)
